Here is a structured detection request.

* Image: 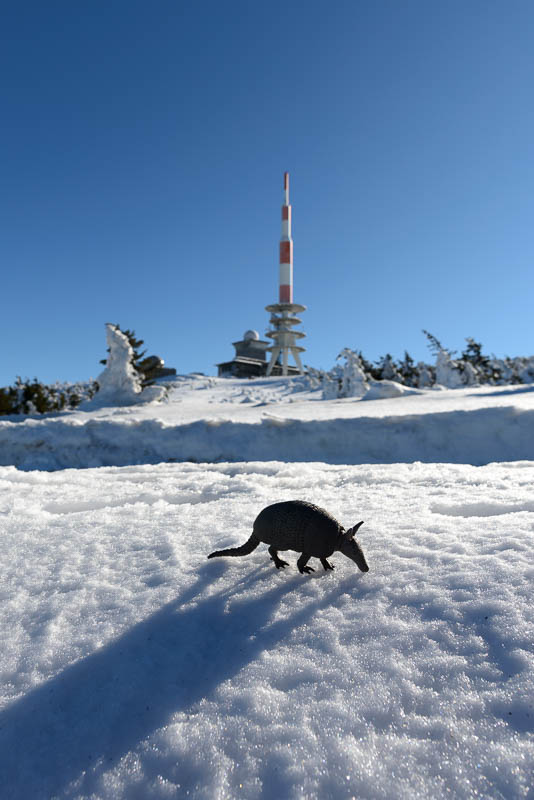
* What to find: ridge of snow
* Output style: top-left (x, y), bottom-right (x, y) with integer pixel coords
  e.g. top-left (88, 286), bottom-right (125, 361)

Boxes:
top-left (2, 376), bottom-right (534, 469)
top-left (1, 405), bottom-right (534, 470)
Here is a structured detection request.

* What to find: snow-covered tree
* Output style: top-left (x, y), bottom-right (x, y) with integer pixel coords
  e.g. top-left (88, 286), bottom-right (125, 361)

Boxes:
top-left (321, 364), bottom-right (343, 400)
top-left (416, 362), bottom-right (434, 388)
top-left (300, 333), bottom-right (534, 398)
top-left (424, 331), bottom-right (479, 388)
top-left (90, 324), bottom-right (165, 407)
top-left (337, 349), bottom-right (369, 398)
top-left (375, 354), bottom-right (401, 383)
top-left (355, 351), bottom-right (378, 381)
top-left (461, 338), bottom-right (501, 384)
top-left (397, 351), bottom-right (419, 387)
top-left (423, 330), bottom-right (446, 359)
top-left (435, 350), bottom-right (465, 388)
top-left (303, 367), bottom-right (327, 391)
top-left (459, 360), bottom-right (479, 386)
top-left (96, 324), bottom-right (143, 402)
top-left (517, 356), bottom-right (534, 384)
top-left (487, 357), bottom-right (517, 384)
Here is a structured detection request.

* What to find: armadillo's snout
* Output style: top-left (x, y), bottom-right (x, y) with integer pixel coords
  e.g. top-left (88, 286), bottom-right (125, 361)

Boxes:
top-left (340, 535), bottom-right (370, 572)
top-left (353, 545), bottom-right (369, 572)
top-left (353, 553), bottom-right (369, 572)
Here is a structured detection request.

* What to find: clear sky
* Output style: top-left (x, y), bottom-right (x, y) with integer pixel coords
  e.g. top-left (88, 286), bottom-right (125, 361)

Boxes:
top-left (2, 0), bottom-right (534, 385)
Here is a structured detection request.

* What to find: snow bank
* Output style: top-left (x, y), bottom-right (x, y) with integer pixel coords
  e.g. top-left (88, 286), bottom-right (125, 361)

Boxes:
top-left (1, 460), bottom-right (533, 799)
top-left (363, 379), bottom-right (420, 400)
top-left (2, 404), bottom-right (534, 470)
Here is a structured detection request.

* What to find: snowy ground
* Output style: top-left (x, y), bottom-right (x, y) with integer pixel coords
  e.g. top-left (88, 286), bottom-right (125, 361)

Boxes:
top-left (1, 378), bottom-right (534, 799)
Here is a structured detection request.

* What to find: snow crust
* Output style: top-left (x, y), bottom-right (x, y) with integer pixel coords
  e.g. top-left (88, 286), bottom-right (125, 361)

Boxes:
top-left (1, 376), bottom-right (534, 798)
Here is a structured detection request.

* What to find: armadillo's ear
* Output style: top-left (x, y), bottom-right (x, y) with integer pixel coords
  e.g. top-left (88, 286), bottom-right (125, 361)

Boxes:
top-left (346, 520), bottom-right (364, 538)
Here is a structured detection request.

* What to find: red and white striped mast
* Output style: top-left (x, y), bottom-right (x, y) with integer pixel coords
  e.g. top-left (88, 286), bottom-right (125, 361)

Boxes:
top-left (279, 171), bottom-right (293, 303)
top-left (265, 172), bottom-right (306, 376)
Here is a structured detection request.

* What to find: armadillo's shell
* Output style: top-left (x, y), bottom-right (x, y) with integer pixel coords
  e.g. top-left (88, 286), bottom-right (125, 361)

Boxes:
top-left (253, 500), bottom-right (341, 557)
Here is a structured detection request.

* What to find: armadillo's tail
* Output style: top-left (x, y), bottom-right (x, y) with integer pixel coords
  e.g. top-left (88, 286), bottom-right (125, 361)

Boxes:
top-left (208, 533), bottom-right (260, 560)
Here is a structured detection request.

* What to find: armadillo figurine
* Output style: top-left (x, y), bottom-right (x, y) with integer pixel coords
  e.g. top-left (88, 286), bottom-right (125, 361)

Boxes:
top-left (208, 500), bottom-right (369, 574)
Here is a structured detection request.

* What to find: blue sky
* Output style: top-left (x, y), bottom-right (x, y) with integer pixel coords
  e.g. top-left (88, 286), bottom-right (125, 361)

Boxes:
top-left (2, 0), bottom-right (534, 385)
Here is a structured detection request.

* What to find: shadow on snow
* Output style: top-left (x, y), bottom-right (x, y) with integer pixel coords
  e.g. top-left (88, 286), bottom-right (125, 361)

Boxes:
top-left (0, 562), bottom-right (356, 799)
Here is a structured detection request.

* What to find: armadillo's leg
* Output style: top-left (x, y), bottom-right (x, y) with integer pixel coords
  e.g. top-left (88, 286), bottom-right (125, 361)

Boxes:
top-left (268, 546), bottom-right (289, 569)
top-left (297, 553), bottom-right (315, 574)
top-left (320, 558), bottom-right (335, 571)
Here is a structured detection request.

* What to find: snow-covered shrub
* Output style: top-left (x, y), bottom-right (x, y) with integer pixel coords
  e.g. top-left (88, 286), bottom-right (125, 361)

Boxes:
top-left (488, 358), bottom-right (519, 384)
top-left (435, 350), bottom-right (478, 388)
top-left (299, 367), bottom-right (324, 391)
top-left (321, 365), bottom-right (343, 400)
top-left (281, 332), bottom-right (534, 400)
top-left (424, 331), bottom-right (480, 388)
top-left (517, 356), bottom-right (534, 384)
top-left (0, 378), bottom-right (97, 416)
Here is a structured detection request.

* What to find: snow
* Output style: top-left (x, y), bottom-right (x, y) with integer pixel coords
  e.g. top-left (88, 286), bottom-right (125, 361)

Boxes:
top-left (363, 379), bottom-right (420, 400)
top-left (1, 376), bottom-right (534, 799)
